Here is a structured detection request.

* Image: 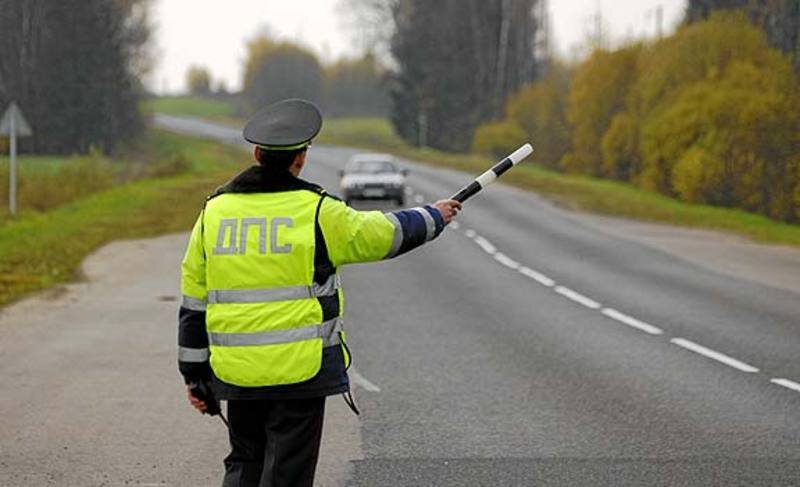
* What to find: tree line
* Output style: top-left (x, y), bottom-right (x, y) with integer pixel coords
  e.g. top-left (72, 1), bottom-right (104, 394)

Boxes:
top-left (475, 13), bottom-right (800, 223)
top-left (239, 36), bottom-right (389, 119)
top-left (0, 0), bottom-right (150, 154)
top-left (239, 0), bottom-right (546, 152)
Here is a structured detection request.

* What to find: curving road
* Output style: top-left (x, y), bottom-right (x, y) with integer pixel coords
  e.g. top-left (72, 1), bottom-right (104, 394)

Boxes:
top-left (1, 114), bottom-right (798, 486)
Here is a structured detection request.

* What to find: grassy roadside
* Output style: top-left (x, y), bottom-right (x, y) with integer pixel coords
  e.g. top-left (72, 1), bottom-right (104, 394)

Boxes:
top-left (144, 96), bottom-right (242, 125)
top-left (0, 131), bottom-right (246, 306)
top-left (146, 96), bottom-right (800, 247)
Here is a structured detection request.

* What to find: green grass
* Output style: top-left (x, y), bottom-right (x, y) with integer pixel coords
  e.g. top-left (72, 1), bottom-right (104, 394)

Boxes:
top-left (315, 117), bottom-right (800, 247)
top-left (0, 130), bottom-right (243, 219)
top-left (0, 131), bottom-right (247, 306)
top-left (317, 117), bottom-right (408, 151)
top-left (145, 95), bottom-right (239, 122)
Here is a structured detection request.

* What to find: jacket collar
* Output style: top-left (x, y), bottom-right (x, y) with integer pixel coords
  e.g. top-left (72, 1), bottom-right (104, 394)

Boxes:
top-left (210, 165), bottom-right (324, 199)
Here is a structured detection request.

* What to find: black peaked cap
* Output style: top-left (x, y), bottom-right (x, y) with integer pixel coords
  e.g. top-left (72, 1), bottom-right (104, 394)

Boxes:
top-left (243, 99), bottom-right (323, 148)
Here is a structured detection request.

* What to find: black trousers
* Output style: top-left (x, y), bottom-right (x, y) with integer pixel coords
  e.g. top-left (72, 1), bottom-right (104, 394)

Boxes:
top-left (222, 397), bottom-right (326, 487)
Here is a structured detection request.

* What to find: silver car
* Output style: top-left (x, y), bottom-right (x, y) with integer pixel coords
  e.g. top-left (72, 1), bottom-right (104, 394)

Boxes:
top-left (339, 154), bottom-right (408, 206)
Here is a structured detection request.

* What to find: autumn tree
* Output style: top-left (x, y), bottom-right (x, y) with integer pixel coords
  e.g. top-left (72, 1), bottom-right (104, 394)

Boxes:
top-left (636, 13), bottom-right (800, 220)
top-left (186, 66), bottom-right (212, 96)
top-left (242, 36), bottom-right (324, 112)
top-left (325, 53), bottom-right (389, 117)
top-left (473, 63), bottom-right (571, 169)
top-left (562, 45), bottom-right (641, 176)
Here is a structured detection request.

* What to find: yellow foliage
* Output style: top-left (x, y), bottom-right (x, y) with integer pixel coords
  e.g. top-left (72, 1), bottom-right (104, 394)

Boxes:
top-left (505, 64), bottom-right (571, 169)
top-left (564, 45), bottom-right (642, 176)
top-left (637, 14), bottom-right (800, 220)
top-left (185, 65), bottom-right (211, 95)
top-left (632, 12), bottom-right (779, 117)
top-left (243, 36), bottom-right (280, 92)
top-left (468, 12), bottom-right (799, 222)
top-left (471, 120), bottom-right (528, 159)
top-left (601, 113), bottom-right (639, 181)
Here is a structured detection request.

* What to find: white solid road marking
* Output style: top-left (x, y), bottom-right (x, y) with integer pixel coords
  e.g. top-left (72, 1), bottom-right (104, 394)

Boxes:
top-left (493, 252), bottom-right (520, 270)
top-left (350, 368), bottom-right (381, 392)
top-left (602, 308), bottom-right (663, 335)
top-left (464, 229), bottom-right (477, 238)
top-left (670, 338), bottom-right (760, 373)
top-left (473, 236), bottom-right (497, 255)
top-left (554, 286), bottom-right (602, 310)
top-left (414, 194), bottom-right (425, 204)
top-left (771, 378), bottom-right (800, 392)
top-left (518, 266), bottom-right (556, 287)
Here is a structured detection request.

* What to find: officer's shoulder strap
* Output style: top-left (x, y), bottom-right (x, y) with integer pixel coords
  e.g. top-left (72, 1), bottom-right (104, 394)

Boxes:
top-left (313, 192), bottom-right (337, 285)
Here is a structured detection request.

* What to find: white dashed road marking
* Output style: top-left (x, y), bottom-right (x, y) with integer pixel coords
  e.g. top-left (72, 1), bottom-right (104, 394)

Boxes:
top-left (601, 308), bottom-right (663, 335)
top-left (771, 378), bottom-right (800, 393)
top-left (456, 226), bottom-right (794, 392)
top-left (473, 236), bottom-right (497, 255)
top-left (671, 338), bottom-right (760, 373)
top-left (414, 194), bottom-right (425, 204)
top-left (449, 221), bottom-right (461, 230)
top-left (554, 286), bottom-right (602, 310)
top-left (518, 266), bottom-right (555, 287)
top-left (493, 252), bottom-right (520, 270)
top-left (350, 368), bottom-right (381, 392)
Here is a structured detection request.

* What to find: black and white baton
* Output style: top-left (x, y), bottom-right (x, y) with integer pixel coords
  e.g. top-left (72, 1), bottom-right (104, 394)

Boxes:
top-left (450, 144), bottom-right (534, 203)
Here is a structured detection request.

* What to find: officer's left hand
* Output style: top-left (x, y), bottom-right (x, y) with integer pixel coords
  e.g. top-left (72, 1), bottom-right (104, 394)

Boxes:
top-left (433, 199), bottom-right (462, 223)
top-left (187, 386), bottom-right (209, 413)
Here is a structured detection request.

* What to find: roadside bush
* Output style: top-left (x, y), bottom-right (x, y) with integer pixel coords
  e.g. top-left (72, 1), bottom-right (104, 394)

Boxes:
top-left (504, 64), bottom-right (572, 170)
top-left (601, 112), bottom-right (639, 181)
top-left (471, 120), bottom-right (528, 159)
top-left (143, 153), bottom-right (193, 179)
top-left (0, 149), bottom-right (116, 213)
top-left (636, 13), bottom-right (800, 220)
top-left (564, 45), bottom-right (641, 176)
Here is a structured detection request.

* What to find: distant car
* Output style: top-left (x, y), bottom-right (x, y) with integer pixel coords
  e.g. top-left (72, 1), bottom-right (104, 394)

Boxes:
top-left (339, 154), bottom-right (408, 206)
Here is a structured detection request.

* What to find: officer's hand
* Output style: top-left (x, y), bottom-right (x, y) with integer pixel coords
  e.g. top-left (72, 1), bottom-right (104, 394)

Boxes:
top-left (433, 199), bottom-right (462, 224)
top-left (187, 386), bottom-right (208, 413)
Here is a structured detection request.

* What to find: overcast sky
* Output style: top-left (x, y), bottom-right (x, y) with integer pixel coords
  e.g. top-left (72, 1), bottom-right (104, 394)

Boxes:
top-left (151, 0), bottom-right (687, 94)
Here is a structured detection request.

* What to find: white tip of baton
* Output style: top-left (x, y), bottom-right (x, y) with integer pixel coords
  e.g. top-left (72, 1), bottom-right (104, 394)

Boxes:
top-left (508, 143), bottom-right (534, 165)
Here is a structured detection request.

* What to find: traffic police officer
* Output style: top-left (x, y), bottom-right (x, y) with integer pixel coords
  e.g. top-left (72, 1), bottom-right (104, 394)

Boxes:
top-left (177, 99), bottom-right (461, 487)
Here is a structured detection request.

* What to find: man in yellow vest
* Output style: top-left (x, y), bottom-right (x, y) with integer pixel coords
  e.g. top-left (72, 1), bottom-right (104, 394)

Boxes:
top-left (178, 99), bottom-right (461, 486)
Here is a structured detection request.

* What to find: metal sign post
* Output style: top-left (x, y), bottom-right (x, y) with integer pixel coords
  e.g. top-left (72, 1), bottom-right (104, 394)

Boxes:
top-left (9, 113), bottom-right (16, 216)
top-left (1, 102), bottom-right (33, 217)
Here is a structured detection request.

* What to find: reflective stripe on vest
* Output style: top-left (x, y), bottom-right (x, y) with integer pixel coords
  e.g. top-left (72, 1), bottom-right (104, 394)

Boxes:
top-left (182, 295), bottom-right (207, 311)
top-left (384, 213), bottom-right (404, 259)
top-left (411, 207), bottom-right (437, 242)
top-left (179, 346), bottom-right (209, 362)
top-left (207, 274), bottom-right (340, 305)
top-left (208, 317), bottom-right (342, 347)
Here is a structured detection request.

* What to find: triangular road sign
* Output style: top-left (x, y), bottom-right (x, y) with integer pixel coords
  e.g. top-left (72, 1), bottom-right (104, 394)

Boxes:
top-left (0, 102), bottom-right (33, 137)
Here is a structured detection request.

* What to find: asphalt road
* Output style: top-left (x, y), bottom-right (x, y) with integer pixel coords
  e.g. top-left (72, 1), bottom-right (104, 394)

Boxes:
top-left (1, 114), bottom-right (799, 486)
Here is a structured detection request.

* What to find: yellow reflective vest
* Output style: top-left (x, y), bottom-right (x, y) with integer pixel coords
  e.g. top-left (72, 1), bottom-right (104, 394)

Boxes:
top-left (181, 183), bottom-right (401, 387)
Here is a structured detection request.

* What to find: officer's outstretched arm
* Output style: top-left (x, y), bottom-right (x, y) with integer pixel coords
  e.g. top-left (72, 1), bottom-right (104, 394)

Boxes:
top-left (177, 212), bottom-right (212, 384)
top-left (319, 197), bottom-right (447, 267)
